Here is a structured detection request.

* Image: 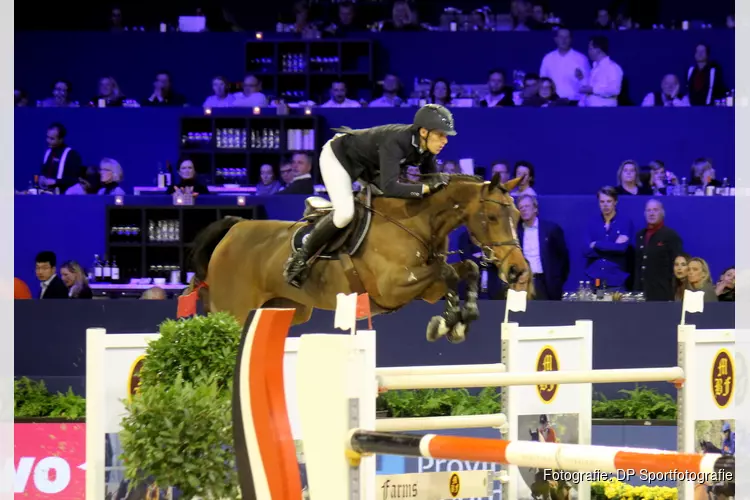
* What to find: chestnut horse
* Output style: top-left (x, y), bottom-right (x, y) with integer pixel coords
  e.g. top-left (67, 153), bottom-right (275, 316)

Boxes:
top-left (187, 173), bottom-right (531, 342)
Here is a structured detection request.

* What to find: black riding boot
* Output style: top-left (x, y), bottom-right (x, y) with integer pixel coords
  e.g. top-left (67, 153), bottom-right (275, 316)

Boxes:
top-left (284, 213), bottom-right (341, 287)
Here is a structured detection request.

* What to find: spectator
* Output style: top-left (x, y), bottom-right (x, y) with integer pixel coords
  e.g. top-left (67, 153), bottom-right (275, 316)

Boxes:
top-left (520, 73), bottom-right (540, 104)
top-left (382, 0), bottom-right (422, 31)
top-left (14, 277), bottom-right (32, 299)
top-left (673, 253), bottom-right (690, 301)
top-left (89, 76), bottom-right (126, 107)
top-left (632, 199), bottom-right (683, 301)
top-left (281, 153), bottom-right (314, 194)
top-left (320, 81), bottom-right (361, 108)
top-left (579, 36), bottom-right (623, 107)
top-left (98, 158), bottom-right (126, 195)
top-left (39, 80), bottom-right (79, 108)
top-left (479, 70), bottom-right (514, 107)
top-left (143, 71), bottom-right (187, 107)
top-left (539, 28), bottom-right (590, 101)
top-left (141, 286), bottom-right (167, 300)
top-left (65, 165), bottom-right (101, 195)
top-left (646, 161), bottom-right (678, 196)
top-left (517, 195), bottom-right (570, 300)
top-left (40, 122), bottom-right (83, 193)
top-left (687, 43), bottom-right (725, 106)
top-left (232, 74), bottom-right (268, 107)
top-left (405, 165), bottom-right (421, 182)
top-left (685, 257), bottom-right (718, 302)
top-left (715, 266), bottom-right (735, 302)
top-left (594, 9), bottom-right (615, 30)
top-left (325, 2), bottom-right (365, 35)
top-left (279, 160), bottom-right (296, 189)
top-left (615, 160), bottom-right (651, 196)
top-left (641, 74), bottom-right (690, 107)
top-left (441, 160), bottom-right (460, 174)
top-left (60, 260), bottom-right (93, 299)
top-left (35, 251), bottom-right (69, 299)
top-left (369, 74), bottom-right (403, 107)
top-left (524, 77), bottom-right (569, 107)
top-left (584, 186), bottom-right (634, 289)
top-left (490, 161), bottom-right (511, 183)
top-left (203, 76), bottom-right (234, 108)
top-left (166, 157), bottom-right (209, 196)
top-left (689, 158), bottom-right (721, 190)
top-left (510, 161), bottom-right (537, 197)
top-left (256, 164), bottom-right (283, 195)
top-left (428, 79), bottom-right (452, 106)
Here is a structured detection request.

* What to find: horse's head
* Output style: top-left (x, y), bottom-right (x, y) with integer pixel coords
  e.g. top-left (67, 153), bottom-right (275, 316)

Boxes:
top-left (451, 173), bottom-right (532, 290)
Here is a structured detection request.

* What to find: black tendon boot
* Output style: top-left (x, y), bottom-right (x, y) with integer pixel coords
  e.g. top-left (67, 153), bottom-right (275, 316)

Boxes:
top-left (284, 213), bottom-right (341, 287)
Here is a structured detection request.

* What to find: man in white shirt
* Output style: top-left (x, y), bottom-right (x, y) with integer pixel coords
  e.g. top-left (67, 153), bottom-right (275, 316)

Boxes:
top-left (320, 81), bottom-right (361, 108)
top-left (539, 28), bottom-right (590, 100)
top-left (641, 74), bottom-right (690, 107)
top-left (369, 74), bottom-right (403, 107)
top-left (579, 36), bottom-right (623, 107)
top-left (232, 74), bottom-right (268, 107)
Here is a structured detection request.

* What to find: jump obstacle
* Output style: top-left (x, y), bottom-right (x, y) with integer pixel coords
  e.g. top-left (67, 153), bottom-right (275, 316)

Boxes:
top-left (233, 309), bottom-right (735, 500)
top-left (82, 309), bottom-right (736, 500)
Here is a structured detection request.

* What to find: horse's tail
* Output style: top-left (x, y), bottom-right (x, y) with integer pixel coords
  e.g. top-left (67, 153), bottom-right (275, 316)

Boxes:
top-left (190, 216), bottom-right (245, 283)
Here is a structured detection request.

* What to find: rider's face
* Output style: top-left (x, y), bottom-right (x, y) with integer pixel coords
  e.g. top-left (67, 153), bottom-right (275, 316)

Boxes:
top-left (421, 129), bottom-right (448, 155)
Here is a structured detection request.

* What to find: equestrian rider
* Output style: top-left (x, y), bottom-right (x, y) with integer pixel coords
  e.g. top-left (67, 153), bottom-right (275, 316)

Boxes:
top-left (284, 103), bottom-right (457, 287)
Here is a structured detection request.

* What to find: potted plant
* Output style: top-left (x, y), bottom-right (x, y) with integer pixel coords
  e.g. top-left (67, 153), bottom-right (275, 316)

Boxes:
top-left (376, 387), bottom-right (502, 418)
top-left (14, 377), bottom-right (86, 421)
top-left (119, 312), bottom-right (242, 500)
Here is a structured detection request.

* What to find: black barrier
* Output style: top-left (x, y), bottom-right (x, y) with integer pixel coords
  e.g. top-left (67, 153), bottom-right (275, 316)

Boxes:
top-left (14, 300), bottom-right (734, 397)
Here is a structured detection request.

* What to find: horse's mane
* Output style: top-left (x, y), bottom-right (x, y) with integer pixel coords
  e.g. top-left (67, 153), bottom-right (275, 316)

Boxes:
top-left (418, 173), bottom-right (486, 184)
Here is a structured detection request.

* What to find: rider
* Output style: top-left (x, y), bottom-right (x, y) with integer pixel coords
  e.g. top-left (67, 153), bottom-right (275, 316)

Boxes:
top-left (284, 103), bottom-right (457, 287)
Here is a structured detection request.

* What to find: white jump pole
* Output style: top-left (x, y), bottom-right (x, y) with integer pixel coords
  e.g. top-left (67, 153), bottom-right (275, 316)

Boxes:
top-left (375, 413), bottom-right (508, 433)
top-left (378, 366), bottom-right (685, 391)
top-left (376, 362), bottom-right (506, 376)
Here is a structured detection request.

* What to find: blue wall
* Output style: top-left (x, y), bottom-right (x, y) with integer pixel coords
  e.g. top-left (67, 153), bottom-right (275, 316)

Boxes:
top-left (14, 194), bottom-right (734, 295)
top-left (14, 107), bottom-right (735, 194)
top-left (15, 30), bottom-right (735, 108)
top-left (14, 300), bottom-right (734, 397)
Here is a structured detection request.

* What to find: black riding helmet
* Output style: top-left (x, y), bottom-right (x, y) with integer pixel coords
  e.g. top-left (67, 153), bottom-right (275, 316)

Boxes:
top-left (413, 103), bottom-right (457, 136)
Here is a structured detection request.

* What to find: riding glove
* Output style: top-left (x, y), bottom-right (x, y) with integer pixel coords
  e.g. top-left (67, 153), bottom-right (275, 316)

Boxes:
top-left (424, 174), bottom-right (450, 195)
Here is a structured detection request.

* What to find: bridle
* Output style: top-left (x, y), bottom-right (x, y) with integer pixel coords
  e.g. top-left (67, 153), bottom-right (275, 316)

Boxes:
top-left (467, 183), bottom-right (522, 279)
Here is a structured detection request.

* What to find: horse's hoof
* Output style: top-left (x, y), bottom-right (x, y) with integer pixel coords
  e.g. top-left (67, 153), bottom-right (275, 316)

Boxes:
top-left (447, 322), bottom-right (467, 343)
top-left (426, 316), bottom-right (449, 342)
top-left (462, 303), bottom-right (479, 323)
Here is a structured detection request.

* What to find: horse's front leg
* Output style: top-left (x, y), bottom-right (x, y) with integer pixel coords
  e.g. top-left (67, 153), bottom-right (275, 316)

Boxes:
top-left (450, 260), bottom-right (480, 323)
top-left (422, 262), bottom-right (470, 344)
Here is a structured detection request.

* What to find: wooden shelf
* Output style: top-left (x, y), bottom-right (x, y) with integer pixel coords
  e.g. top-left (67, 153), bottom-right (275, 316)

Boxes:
top-left (105, 205), bottom-right (261, 284)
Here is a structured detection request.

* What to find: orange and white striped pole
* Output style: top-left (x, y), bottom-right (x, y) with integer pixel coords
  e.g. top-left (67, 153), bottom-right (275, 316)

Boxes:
top-left (348, 430), bottom-right (735, 480)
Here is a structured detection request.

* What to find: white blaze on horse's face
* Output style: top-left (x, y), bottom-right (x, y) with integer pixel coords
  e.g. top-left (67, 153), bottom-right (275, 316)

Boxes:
top-left (509, 216), bottom-right (517, 240)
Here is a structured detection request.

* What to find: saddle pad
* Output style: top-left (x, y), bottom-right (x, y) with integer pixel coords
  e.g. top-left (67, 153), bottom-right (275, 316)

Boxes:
top-left (291, 204), bottom-right (372, 260)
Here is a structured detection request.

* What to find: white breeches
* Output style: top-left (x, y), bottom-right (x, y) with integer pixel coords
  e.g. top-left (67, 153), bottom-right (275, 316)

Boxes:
top-left (320, 138), bottom-right (355, 229)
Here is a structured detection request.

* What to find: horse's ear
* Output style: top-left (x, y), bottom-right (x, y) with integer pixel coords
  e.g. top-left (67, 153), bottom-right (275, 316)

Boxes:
top-left (489, 172), bottom-right (502, 191)
top-left (502, 176), bottom-right (523, 192)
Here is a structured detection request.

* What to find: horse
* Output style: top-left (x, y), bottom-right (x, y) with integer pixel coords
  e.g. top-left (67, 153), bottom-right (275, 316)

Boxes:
top-left (186, 173), bottom-right (531, 343)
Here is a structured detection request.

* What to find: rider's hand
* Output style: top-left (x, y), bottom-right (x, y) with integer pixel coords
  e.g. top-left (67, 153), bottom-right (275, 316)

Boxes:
top-left (424, 174), bottom-right (450, 196)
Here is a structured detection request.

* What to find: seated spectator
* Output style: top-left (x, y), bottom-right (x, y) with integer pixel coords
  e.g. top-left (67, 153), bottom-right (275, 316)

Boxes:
top-left (280, 153), bottom-right (314, 195)
top-left (325, 2), bottom-right (366, 35)
top-left (143, 71), bottom-right (187, 107)
top-left (166, 157), bottom-right (209, 196)
top-left (479, 70), bottom-right (515, 107)
top-left (428, 79), bottom-right (452, 107)
top-left (579, 36), bottom-right (623, 107)
top-left (539, 28), bottom-right (590, 101)
top-left (646, 160), bottom-right (678, 195)
top-left (320, 81), bottom-right (361, 108)
top-left (39, 80), bottom-right (79, 108)
top-left (98, 158), bottom-right (126, 195)
top-left (520, 73), bottom-right (540, 104)
top-left (689, 158), bottom-right (721, 189)
top-left (685, 257), bottom-right (718, 301)
top-left (141, 286), bottom-right (167, 300)
top-left (641, 74), bottom-right (690, 107)
top-left (490, 161), bottom-right (511, 183)
top-left (524, 77), bottom-right (569, 107)
top-left (15, 89), bottom-right (29, 107)
top-left (584, 186), bottom-right (634, 289)
top-left (687, 43), bottom-right (725, 106)
top-left (232, 74), bottom-right (268, 108)
top-left (14, 277), bottom-right (32, 299)
top-left (594, 8), bottom-right (615, 30)
top-left (369, 74), bottom-right (403, 107)
top-left (382, 0), bottom-right (422, 31)
top-left (256, 164), bottom-right (283, 195)
top-left (615, 160), bottom-right (651, 196)
top-left (405, 165), bottom-right (421, 182)
top-left (65, 166), bottom-right (101, 195)
top-left (673, 252), bottom-right (690, 301)
top-left (36, 251), bottom-right (69, 299)
top-left (715, 266), bottom-right (735, 302)
top-left (279, 160), bottom-right (296, 189)
top-left (88, 76), bottom-right (126, 107)
top-left (510, 161), bottom-right (537, 197)
top-left (290, 0), bottom-right (321, 38)
top-left (441, 160), bottom-right (460, 174)
top-left (203, 76), bottom-right (235, 108)
top-left (60, 260), bottom-right (93, 299)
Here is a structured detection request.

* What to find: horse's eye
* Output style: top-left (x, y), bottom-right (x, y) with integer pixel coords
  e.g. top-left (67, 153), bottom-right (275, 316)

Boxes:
top-left (488, 215), bottom-right (499, 223)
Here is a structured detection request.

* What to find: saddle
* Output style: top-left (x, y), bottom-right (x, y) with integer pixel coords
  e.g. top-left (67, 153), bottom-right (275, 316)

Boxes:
top-left (291, 182), bottom-right (376, 260)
